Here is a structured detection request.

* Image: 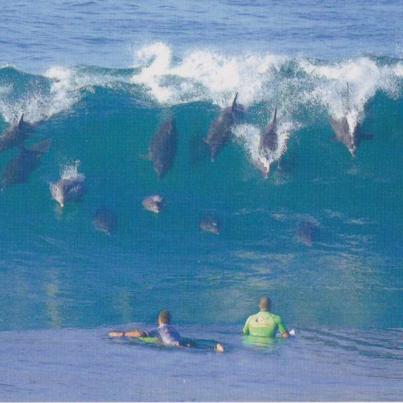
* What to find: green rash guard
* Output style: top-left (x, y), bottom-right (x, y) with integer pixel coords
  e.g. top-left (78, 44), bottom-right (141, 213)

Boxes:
top-left (243, 310), bottom-right (287, 338)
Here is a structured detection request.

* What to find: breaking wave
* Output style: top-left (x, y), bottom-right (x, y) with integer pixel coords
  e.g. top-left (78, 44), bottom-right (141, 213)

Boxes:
top-left (0, 43), bottom-right (402, 176)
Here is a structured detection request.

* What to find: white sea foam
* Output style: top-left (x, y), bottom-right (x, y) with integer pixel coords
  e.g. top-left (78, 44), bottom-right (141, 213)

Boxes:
top-left (1, 44), bottom-right (402, 169)
top-left (393, 62), bottom-right (403, 78)
top-left (0, 84), bottom-right (12, 97)
top-left (0, 65), bottom-right (129, 125)
top-left (131, 43), bottom-right (402, 113)
top-left (129, 43), bottom-right (402, 163)
top-left (59, 160), bottom-right (85, 181)
top-left (300, 57), bottom-right (401, 134)
top-left (131, 42), bottom-right (285, 107)
top-left (0, 66), bottom-right (79, 124)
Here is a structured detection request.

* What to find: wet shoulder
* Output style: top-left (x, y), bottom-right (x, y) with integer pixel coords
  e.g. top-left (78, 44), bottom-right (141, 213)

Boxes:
top-left (270, 312), bottom-right (282, 324)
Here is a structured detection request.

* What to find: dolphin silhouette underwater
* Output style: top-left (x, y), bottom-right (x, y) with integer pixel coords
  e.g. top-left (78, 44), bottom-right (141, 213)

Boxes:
top-left (1, 139), bottom-right (52, 189)
top-left (204, 93), bottom-right (244, 161)
top-left (146, 117), bottom-right (178, 179)
top-left (0, 115), bottom-right (39, 153)
top-left (93, 207), bottom-right (118, 235)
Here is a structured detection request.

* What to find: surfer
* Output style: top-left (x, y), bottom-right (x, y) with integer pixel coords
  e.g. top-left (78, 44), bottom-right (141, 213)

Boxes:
top-left (243, 296), bottom-right (290, 338)
top-left (108, 309), bottom-right (225, 352)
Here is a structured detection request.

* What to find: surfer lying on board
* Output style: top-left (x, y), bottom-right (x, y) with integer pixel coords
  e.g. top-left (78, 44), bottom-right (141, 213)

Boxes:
top-left (243, 296), bottom-right (290, 339)
top-left (108, 309), bottom-right (225, 352)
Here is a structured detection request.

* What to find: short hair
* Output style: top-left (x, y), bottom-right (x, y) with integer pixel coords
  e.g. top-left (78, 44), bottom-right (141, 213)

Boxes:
top-left (259, 296), bottom-right (271, 310)
top-left (158, 310), bottom-right (171, 324)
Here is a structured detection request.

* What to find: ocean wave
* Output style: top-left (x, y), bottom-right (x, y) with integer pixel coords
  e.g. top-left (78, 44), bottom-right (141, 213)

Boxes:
top-left (0, 43), bottom-right (402, 177)
top-left (0, 43), bottom-right (402, 115)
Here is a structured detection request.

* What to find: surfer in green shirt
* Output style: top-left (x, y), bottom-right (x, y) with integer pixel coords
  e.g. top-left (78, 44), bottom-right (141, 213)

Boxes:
top-left (243, 296), bottom-right (289, 338)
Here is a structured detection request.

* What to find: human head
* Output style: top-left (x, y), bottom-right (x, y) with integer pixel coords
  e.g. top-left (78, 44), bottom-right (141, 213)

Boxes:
top-left (259, 296), bottom-right (271, 311)
top-left (158, 310), bottom-right (171, 325)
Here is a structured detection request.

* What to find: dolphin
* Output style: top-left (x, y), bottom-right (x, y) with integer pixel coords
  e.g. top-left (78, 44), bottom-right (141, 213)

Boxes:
top-left (147, 117), bottom-right (178, 178)
top-left (255, 107), bottom-right (278, 178)
top-left (260, 107), bottom-right (278, 155)
top-left (200, 216), bottom-right (221, 235)
top-left (142, 195), bottom-right (164, 214)
top-left (0, 115), bottom-right (38, 153)
top-left (1, 139), bottom-right (52, 189)
top-left (204, 93), bottom-right (244, 161)
top-left (50, 174), bottom-right (86, 208)
top-left (330, 116), bottom-right (373, 156)
top-left (93, 207), bottom-right (117, 235)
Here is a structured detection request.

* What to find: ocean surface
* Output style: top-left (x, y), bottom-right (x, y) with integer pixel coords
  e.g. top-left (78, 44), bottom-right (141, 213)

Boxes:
top-left (0, 0), bottom-right (402, 400)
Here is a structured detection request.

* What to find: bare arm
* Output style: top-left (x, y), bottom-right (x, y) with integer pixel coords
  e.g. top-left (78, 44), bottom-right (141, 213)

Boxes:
top-left (242, 317), bottom-right (251, 335)
top-left (276, 316), bottom-right (290, 338)
top-left (108, 329), bottom-right (147, 338)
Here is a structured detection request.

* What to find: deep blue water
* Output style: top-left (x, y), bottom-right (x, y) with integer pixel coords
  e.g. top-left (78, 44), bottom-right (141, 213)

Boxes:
top-left (0, 0), bottom-right (402, 400)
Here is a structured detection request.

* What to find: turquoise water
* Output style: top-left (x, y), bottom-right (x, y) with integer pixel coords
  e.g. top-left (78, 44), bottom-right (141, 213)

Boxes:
top-left (0, 0), bottom-right (402, 400)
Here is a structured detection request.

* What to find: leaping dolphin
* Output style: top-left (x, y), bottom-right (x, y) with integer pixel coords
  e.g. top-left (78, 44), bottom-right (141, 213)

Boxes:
top-left (204, 93), bottom-right (244, 161)
top-left (147, 117), bottom-right (178, 179)
top-left (1, 139), bottom-right (52, 189)
top-left (259, 107), bottom-right (278, 157)
top-left (329, 116), bottom-right (373, 157)
top-left (260, 107), bottom-right (278, 155)
top-left (50, 174), bottom-right (86, 208)
top-left (252, 107), bottom-right (278, 178)
top-left (142, 195), bottom-right (165, 214)
top-left (0, 115), bottom-right (37, 153)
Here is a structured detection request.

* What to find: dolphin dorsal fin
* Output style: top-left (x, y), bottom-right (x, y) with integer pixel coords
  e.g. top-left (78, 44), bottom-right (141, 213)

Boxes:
top-left (231, 92), bottom-right (239, 111)
top-left (272, 106), bottom-right (277, 124)
top-left (18, 114), bottom-right (24, 127)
